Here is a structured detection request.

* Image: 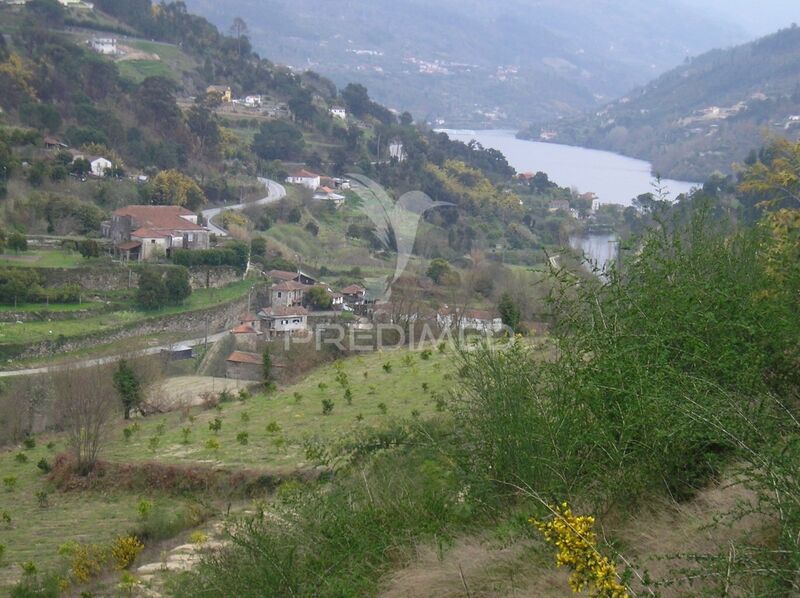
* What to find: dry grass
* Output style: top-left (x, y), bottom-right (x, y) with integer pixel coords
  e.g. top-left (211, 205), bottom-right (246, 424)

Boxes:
top-left (380, 474), bottom-right (767, 598)
top-left (381, 536), bottom-right (569, 598)
top-left (145, 376), bottom-right (248, 411)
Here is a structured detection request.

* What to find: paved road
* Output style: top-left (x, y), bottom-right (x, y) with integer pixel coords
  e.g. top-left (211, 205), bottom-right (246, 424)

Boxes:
top-left (0, 332), bottom-right (228, 379)
top-left (202, 177), bottom-right (286, 236)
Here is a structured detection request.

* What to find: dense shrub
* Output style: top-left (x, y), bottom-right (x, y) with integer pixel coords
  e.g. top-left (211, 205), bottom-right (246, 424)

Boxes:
top-left (175, 448), bottom-right (469, 597)
top-left (456, 209), bottom-right (799, 507)
top-left (173, 241), bottom-right (249, 271)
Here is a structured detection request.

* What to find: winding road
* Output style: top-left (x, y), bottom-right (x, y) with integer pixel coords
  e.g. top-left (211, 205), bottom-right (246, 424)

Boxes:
top-left (201, 177), bottom-right (286, 236)
top-left (0, 178), bottom-right (287, 378)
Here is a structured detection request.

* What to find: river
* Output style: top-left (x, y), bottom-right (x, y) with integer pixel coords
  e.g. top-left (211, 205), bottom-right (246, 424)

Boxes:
top-left (441, 129), bottom-right (698, 206)
top-left (441, 129), bottom-right (699, 272)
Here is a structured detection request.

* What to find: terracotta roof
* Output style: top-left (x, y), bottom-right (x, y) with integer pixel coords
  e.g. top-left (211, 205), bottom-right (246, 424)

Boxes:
top-left (116, 240), bottom-right (142, 251)
top-left (272, 280), bottom-right (307, 292)
top-left (226, 351), bottom-right (262, 365)
top-left (464, 309), bottom-right (495, 321)
top-left (131, 228), bottom-right (169, 239)
top-left (288, 168), bottom-right (320, 179)
top-left (438, 307), bottom-right (496, 321)
top-left (268, 269), bottom-right (298, 281)
top-left (114, 205), bottom-right (203, 233)
top-left (231, 324), bottom-right (259, 334)
top-left (261, 306), bottom-right (308, 317)
top-left (240, 312), bottom-right (258, 322)
top-left (342, 284), bottom-right (366, 295)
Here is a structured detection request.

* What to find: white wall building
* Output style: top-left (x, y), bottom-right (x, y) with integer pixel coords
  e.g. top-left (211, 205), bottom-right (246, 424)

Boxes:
top-left (259, 306), bottom-right (309, 337)
top-left (89, 38), bottom-right (117, 55)
top-left (90, 157), bottom-right (112, 177)
top-left (437, 308), bottom-right (504, 334)
top-left (286, 168), bottom-right (321, 189)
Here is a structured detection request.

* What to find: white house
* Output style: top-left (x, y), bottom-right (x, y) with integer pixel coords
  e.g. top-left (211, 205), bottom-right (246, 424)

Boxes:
top-left (330, 106), bottom-right (347, 120)
top-left (89, 38), bottom-right (117, 55)
top-left (437, 307), bottom-right (504, 334)
top-left (259, 306), bottom-right (309, 337)
top-left (90, 157), bottom-right (112, 177)
top-left (285, 168), bottom-right (321, 189)
top-left (341, 284), bottom-right (367, 305)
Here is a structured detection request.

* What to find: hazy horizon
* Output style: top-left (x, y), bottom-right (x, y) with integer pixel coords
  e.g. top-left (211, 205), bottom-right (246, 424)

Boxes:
top-left (691, 0), bottom-right (800, 36)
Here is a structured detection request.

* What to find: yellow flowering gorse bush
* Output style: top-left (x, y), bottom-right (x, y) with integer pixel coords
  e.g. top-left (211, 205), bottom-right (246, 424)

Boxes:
top-left (531, 503), bottom-right (628, 598)
top-left (110, 535), bottom-right (145, 570)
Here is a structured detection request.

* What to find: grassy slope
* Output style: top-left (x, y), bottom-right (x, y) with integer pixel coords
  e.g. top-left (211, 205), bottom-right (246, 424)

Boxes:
top-left (0, 346), bottom-right (452, 590)
top-left (0, 250), bottom-right (87, 269)
top-left (105, 348), bottom-right (450, 469)
top-left (0, 280), bottom-right (252, 346)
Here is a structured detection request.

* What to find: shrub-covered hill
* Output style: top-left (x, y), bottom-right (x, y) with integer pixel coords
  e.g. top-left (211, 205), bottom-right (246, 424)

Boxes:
top-left (521, 25), bottom-right (800, 181)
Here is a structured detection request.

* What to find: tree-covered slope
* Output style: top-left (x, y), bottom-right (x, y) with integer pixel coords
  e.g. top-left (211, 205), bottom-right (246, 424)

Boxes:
top-left (183, 0), bottom-right (744, 127)
top-left (521, 25), bottom-right (800, 180)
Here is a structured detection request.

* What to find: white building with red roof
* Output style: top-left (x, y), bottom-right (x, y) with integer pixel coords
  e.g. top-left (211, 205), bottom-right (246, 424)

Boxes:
top-left (104, 205), bottom-right (209, 261)
top-left (285, 168), bottom-right (321, 189)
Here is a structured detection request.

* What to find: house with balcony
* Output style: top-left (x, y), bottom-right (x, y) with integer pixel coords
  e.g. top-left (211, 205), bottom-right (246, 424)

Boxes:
top-left (259, 306), bottom-right (309, 337)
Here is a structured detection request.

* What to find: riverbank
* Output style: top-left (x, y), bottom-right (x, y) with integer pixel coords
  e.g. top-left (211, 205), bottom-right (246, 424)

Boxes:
top-left (442, 129), bottom-right (699, 205)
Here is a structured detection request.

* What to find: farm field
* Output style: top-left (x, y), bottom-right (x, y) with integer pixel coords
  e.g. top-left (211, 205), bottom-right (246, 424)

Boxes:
top-left (0, 280), bottom-right (253, 347)
top-left (0, 250), bottom-right (87, 269)
top-left (0, 346), bottom-right (456, 591)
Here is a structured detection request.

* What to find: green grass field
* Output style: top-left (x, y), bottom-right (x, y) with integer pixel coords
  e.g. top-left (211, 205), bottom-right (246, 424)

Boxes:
top-left (0, 346), bottom-right (455, 591)
top-left (0, 302), bottom-right (103, 314)
top-left (0, 250), bottom-right (87, 269)
top-left (117, 59), bottom-right (176, 83)
top-left (0, 281), bottom-right (253, 346)
top-left (104, 348), bottom-right (451, 469)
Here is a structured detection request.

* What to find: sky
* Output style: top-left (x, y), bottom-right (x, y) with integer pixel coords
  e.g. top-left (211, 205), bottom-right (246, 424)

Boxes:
top-left (690, 0), bottom-right (800, 36)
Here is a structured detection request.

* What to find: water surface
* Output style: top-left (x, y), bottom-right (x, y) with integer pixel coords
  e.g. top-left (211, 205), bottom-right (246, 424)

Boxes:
top-left (442, 129), bottom-right (698, 206)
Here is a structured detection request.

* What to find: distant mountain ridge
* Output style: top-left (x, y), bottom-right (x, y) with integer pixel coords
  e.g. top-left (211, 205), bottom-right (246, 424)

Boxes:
top-left (183, 0), bottom-right (744, 127)
top-left (520, 26), bottom-right (800, 180)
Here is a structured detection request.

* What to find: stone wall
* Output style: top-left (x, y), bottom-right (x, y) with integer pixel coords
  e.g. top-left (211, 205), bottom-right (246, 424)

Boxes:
top-left (187, 267), bottom-right (242, 289)
top-left (19, 264), bottom-right (241, 292)
top-left (3, 295), bottom-right (250, 361)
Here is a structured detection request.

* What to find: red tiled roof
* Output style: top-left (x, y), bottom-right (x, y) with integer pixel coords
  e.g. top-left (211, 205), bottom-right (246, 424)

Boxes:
top-left (261, 306), bottom-right (308, 317)
top-left (131, 228), bottom-right (169, 239)
top-left (272, 280), bottom-right (307, 292)
top-left (268, 269), bottom-right (298, 281)
top-left (342, 284), bottom-right (366, 295)
top-left (288, 168), bottom-right (319, 178)
top-left (464, 309), bottom-right (495, 321)
top-left (114, 205), bottom-right (203, 232)
top-left (116, 241), bottom-right (142, 251)
top-left (231, 324), bottom-right (259, 334)
top-left (226, 351), bottom-right (263, 365)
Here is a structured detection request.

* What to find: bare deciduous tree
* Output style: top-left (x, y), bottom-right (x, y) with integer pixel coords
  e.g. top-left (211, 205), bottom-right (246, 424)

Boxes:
top-left (53, 366), bottom-right (116, 475)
